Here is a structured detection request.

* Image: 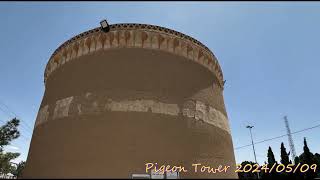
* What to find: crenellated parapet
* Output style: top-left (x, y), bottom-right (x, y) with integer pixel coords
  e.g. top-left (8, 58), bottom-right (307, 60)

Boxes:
top-left (44, 23), bottom-right (224, 88)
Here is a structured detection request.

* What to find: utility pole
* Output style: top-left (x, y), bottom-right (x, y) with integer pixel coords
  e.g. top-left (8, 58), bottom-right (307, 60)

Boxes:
top-left (284, 116), bottom-right (297, 163)
top-left (246, 125), bottom-right (260, 179)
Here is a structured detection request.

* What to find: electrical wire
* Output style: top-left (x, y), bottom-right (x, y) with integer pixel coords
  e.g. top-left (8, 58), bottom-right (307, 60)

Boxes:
top-left (235, 124), bottom-right (320, 150)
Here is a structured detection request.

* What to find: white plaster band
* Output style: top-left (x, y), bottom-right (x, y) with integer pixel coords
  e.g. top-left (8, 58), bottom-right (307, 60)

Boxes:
top-left (34, 96), bottom-right (230, 134)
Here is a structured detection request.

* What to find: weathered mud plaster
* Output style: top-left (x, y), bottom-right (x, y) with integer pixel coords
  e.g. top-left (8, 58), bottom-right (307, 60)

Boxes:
top-left (52, 96), bottom-right (74, 120)
top-left (34, 105), bottom-right (49, 127)
top-left (35, 95), bottom-right (230, 134)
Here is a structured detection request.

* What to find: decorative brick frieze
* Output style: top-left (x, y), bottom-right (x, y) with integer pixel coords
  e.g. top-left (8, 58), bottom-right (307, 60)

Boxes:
top-left (44, 24), bottom-right (224, 89)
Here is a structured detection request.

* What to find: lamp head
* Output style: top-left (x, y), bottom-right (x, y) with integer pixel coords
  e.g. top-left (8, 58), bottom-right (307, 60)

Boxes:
top-left (100, 19), bottom-right (110, 32)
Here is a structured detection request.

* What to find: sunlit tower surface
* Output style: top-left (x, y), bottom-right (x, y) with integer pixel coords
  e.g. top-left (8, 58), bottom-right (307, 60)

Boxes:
top-left (22, 22), bottom-right (237, 178)
top-left (284, 116), bottom-right (297, 162)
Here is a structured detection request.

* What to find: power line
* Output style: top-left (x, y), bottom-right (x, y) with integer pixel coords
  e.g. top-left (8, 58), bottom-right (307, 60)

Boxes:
top-left (0, 100), bottom-right (34, 131)
top-left (0, 100), bottom-right (33, 134)
top-left (235, 123), bottom-right (320, 150)
top-left (0, 106), bottom-right (10, 124)
top-left (0, 104), bottom-right (32, 143)
top-left (0, 109), bottom-right (33, 137)
top-left (0, 101), bottom-right (19, 118)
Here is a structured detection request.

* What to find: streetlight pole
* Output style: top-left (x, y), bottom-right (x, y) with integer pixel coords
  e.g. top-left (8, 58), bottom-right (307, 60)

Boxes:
top-left (246, 125), bottom-right (260, 179)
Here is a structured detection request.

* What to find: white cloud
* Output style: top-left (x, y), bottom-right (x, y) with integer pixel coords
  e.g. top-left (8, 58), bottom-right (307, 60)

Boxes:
top-left (6, 145), bottom-right (19, 150)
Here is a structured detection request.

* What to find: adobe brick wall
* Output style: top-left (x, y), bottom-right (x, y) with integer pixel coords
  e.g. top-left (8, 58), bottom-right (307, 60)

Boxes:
top-left (22, 24), bottom-right (237, 178)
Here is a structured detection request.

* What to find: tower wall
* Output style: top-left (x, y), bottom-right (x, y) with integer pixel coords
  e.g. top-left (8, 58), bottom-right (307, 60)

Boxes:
top-left (22, 24), bottom-right (237, 178)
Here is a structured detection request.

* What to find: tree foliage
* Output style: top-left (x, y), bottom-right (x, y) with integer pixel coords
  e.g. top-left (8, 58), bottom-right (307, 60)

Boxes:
top-left (237, 161), bottom-right (258, 179)
top-left (0, 118), bottom-right (24, 178)
top-left (298, 137), bottom-right (318, 179)
top-left (0, 152), bottom-right (20, 175)
top-left (280, 143), bottom-right (290, 166)
top-left (267, 146), bottom-right (276, 165)
top-left (0, 118), bottom-right (20, 151)
top-left (239, 139), bottom-right (320, 179)
top-left (11, 161), bottom-right (26, 178)
top-left (260, 146), bottom-right (279, 179)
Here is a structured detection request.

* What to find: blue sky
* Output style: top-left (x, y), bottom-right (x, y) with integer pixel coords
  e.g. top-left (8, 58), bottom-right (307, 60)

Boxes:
top-left (0, 2), bottom-right (319, 165)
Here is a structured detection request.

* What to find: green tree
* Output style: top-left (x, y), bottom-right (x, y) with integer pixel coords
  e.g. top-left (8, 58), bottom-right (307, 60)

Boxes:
top-left (314, 153), bottom-right (320, 177)
top-left (238, 161), bottom-right (258, 179)
top-left (261, 146), bottom-right (279, 179)
top-left (0, 118), bottom-right (20, 151)
top-left (267, 146), bottom-right (277, 165)
top-left (301, 138), bottom-right (313, 164)
top-left (0, 118), bottom-right (21, 177)
top-left (299, 137), bottom-right (317, 179)
top-left (278, 143), bottom-right (292, 178)
top-left (0, 152), bottom-right (20, 176)
top-left (11, 161), bottom-right (26, 178)
top-left (280, 143), bottom-right (290, 166)
top-left (294, 156), bottom-right (300, 164)
top-left (314, 153), bottom-right (320, 165)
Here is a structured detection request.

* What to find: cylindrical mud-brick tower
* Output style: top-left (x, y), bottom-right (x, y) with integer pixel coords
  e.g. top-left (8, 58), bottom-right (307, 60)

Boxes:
top-left (23, 23), bottom-right (237, 178)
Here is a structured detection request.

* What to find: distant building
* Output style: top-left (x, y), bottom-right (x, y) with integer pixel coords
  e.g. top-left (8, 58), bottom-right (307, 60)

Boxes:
top-left (22, 23), bottom-right (237, 178)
